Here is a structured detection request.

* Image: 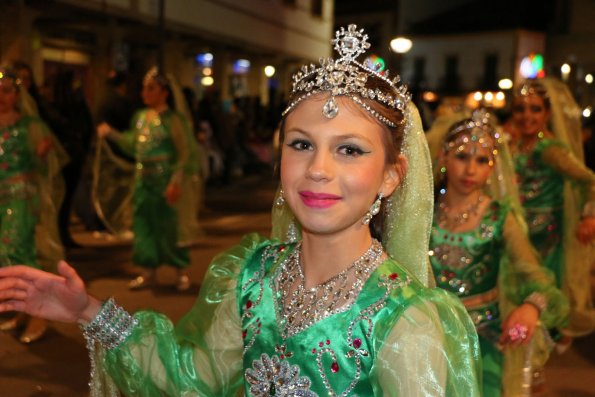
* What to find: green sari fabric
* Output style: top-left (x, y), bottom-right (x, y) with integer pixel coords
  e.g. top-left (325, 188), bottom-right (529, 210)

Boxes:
top-left (514, 137), bottom-right (595, 335)
top-left (102, 234), bottom-right (481, 396)
top-left (430, 200), bottom-right (568, 396)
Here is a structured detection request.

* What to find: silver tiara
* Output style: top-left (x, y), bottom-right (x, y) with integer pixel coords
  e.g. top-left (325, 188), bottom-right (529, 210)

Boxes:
top-left (282, 24), bottom-right (410, 128)
top-left (515, 79), bottom-right (548, 99)
top-left (444, 109), bottom-right (501, 155)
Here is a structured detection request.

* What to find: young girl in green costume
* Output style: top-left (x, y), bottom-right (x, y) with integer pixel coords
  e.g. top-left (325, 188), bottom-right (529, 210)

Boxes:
top-left (511, 78), bottom-right (595, 338)
top-left (97, 68), bottom-right (201, 292)
top-left (0, 25), bottom-right (481, 396)
top-left (0, 68), bottom-right (66, 343)
top-left (427, 110), bottom-right (568, 396)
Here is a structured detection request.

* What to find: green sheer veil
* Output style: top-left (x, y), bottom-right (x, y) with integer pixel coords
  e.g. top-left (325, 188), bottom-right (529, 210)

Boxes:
top-left (536, 77), bottom-right (595, 336)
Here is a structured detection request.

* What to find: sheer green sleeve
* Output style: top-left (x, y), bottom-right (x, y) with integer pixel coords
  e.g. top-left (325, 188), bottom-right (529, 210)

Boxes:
top-left (372, 288), bottom-right (482, 396)
top-left (105, 113), bottom-right (139, 157)
top-left (541, 144), bottom-right (595, 203)
top-left (101, 234), bottom-right (269, 396)
top-left (500, 212), bottom-right (569, 329)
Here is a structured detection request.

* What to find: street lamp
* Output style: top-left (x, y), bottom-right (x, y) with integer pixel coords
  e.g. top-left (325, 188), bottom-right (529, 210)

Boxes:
top-left (389, 37), bottom-right (412, 75)
top-left (264, 65), bottom-right (276, 78)
top-left (390, 37), bottom-right (412, 54)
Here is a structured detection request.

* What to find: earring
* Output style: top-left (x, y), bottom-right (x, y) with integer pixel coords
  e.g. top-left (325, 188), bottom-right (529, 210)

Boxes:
top-left (362, 193), bottom-right (383, 225)
top-left (439, 166), bottom-right (447, 181)
top-left (275, 188), bottom-right (285, 207)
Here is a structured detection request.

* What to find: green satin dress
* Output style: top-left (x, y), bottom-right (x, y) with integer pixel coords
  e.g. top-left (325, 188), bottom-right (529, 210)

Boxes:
top-left (111, 109), bottom-right (192, 269)
top-left (99, 234), bottom-right (482, 396)
top-left (430, 200), bottom-right (568, 397)
top-left (0, 115), bottom-right (44, 268)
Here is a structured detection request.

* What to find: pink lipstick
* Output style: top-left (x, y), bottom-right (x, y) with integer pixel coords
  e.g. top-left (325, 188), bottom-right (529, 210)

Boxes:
top-left (299, 191), bottom-right (341, 208)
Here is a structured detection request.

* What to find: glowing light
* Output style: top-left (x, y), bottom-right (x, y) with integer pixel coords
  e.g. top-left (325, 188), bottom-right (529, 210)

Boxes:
top-left (520, 53), bottom-right (545, 78)
top-left (364, 55), bottom-right (386, 73)
top-left (233, 59), bottom-right (251, 74)
top-left (484, 92), bottom-right (494, 102)
top-left (202, 67), bottom-right (212, 76)
top-left (201, 76), bottom-right (214, 86)
top-left (473, 91), bottom-right (483, 101)
top-left (264, 65), bottom-right (276, 77)
top-left (498, 78), bottom-right (513, 90)
top-left (390, 37), bottom-right (412, 54)
top-left (586, 74), bottom-right (593, 84)
top-left (561, 64), bottom-right (571, 74)
top-left (422, 91), bottom-right (438, 102)
top-left (495, 91), bottom-right (505, 101)
top-left (195, 53), bottom-right (214, 67)
top-left (583, 107), bottom-right (592, 118)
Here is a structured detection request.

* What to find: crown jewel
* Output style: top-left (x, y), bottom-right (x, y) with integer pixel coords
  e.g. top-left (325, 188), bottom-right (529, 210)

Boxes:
top-left (282, 24), bottom-right (410, 128)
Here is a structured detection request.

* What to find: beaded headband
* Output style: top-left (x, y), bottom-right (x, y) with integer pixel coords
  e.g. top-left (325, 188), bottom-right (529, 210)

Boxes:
top-left (144, 66), bottom-right (170, 88)
top-left (0, 68), bottom-right (21, 88)
top-left (444, 109), bottom-right (500, 157)
top-left (515, 78), bottom-right (548, 100)
top-left (282, 24), bottom-right (410, 128)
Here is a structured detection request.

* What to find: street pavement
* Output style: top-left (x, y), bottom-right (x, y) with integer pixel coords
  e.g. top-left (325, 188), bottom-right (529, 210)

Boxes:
top-left (1, 174), bottom-right (594, 397)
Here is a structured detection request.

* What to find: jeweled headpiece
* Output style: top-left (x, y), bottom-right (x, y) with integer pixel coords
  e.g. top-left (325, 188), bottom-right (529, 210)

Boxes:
top-left (282, 24), bottom-right (410, 128)
top-left (0, 67), bottom-right (21, 89)
top-left (444, 109), bottom-right (500, 157)
top-left (144, 66), bottom-right (170, 88)
top-left (515, 78), bottom-right (549, 100)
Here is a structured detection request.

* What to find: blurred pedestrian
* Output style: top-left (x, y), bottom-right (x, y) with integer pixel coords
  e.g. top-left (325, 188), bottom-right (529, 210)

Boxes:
top-left (43, 70), bottom-right (94, 248)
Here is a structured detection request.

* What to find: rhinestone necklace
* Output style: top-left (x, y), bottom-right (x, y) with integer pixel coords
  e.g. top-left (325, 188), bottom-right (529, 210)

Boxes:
top-left (437, 194), bottom-right (484, 230)
top-left (273, 239), bottom-right (384, 339)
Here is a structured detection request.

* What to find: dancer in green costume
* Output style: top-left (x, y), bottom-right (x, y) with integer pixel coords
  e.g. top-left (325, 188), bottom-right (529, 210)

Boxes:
top-left (511, 78), bottom-right (595, 338)
top-left (97, 68), bottom-right (201, 291)
top-left (0, 25), bottom-right (481, 396)
top-left (0, 67), bottom-right (66, 343)
top-left (427, 110), bottom-right (568, 396)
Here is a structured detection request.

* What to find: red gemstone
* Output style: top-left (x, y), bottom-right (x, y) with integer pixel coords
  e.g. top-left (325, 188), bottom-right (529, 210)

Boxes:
top-left (330, 362), bottom-right (339, 373)
top-left (326, 339), bottom-right (330, 345)
top-left (389, 273), bottom-right (398, 280)
top-left (242, 330), bottom-right (247, 339)
top-left (312, 348), bottom-right (317, 354)
top-left (319, 342), bottom-right (323, 347)
top-left (279, 245), bottom-right (285, 252)
top-left (246, 300), bottom-right (252, 309)
top-left (353, 338), bottom-right (362, 348)
top-left (280, 354), bottom-right (285, 359)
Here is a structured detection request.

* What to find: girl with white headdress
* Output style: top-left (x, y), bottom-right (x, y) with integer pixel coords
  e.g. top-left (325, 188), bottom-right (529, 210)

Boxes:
top-left (0, 26), bottom-right (480, 396)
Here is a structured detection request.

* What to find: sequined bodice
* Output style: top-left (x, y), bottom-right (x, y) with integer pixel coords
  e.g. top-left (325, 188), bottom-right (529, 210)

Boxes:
top-left (239, 243), bottom-right (413, 397)
top-left (515, 138), bottom-right (564, 212)
top-left (430, 201), bottom-right (506, 298)
top-left (133, 110), bottom-right (177, 165)
top-left (0, 116), bottom-right (35, 180)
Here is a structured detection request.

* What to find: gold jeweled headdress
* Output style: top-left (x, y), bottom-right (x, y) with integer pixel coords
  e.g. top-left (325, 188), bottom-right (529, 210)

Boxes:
top-left (282, 24), bottom-right (410, 128)
top-left (0, 67), bottom-right (21, 88)
top-left (515, 78), bottom-right (549, 99)
top-left (443, 109), bottom-right (501, 157)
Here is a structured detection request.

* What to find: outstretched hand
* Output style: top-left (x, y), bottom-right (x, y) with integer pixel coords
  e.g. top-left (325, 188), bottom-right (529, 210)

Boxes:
top-left (0, 261), bottom-right (100, 324)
